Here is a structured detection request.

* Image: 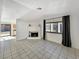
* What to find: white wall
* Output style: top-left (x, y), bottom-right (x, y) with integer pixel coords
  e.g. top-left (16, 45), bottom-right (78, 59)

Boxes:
top-left (16, 19), bottom-right (43, 40)
top-left (67, 0), bottom-right (79, 49)
top-left (46, 33), bottom-right (62, 44)
top-left (16, 20), bottom-right (27, 40)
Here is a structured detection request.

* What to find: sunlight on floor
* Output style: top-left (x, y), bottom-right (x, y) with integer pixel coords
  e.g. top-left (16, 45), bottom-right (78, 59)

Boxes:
top-left (0, 36), bottom-right (16, 41)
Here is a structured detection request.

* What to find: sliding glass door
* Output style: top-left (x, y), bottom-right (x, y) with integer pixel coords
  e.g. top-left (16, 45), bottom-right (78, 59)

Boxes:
top-left (1, 24), bottom-right (11, 36)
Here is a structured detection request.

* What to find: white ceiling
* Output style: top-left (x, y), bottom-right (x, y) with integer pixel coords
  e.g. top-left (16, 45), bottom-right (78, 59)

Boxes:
top-left (1, 0), bottom-right (31, 23)
top-left (1, 0), bottom-right (70, 22)
top-left (14, 0), bottom-right (69, 20)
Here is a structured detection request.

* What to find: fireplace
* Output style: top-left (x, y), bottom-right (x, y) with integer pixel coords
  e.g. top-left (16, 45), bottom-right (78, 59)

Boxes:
top-left (29, 32), bottom-right (38, 37)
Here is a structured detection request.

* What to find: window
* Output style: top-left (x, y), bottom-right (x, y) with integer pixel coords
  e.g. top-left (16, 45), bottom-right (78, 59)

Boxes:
top-left (51, 23), bottom-right (58, 32)
top-left (58, 22), bottom-right (63, 33)
top-left (1, 24), bottom-right (11, 32)
top-left (46, 22), bottom-right (63, 34)
top-left (46, 23), bottom-right (51, 32)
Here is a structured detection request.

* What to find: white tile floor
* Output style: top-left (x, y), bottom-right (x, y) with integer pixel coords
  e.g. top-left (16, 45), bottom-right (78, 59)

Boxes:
top-left (0, 39), bottom-right (79, 59)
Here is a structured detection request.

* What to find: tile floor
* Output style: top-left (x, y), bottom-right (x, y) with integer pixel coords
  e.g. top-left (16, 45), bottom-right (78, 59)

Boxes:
top-left (0, 39), bottom-right (79, 59)
top-left (0, 36), bottom-right (16, 41)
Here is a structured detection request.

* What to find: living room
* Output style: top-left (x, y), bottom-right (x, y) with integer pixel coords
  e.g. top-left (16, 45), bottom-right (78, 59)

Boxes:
top-left (0, 0), bottom-right (79, 59)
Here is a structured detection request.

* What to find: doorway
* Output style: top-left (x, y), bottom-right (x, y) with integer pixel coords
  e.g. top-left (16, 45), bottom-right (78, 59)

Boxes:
top-left (1, 24), bottom-right (11, 36)
top-left (0, 24), bottom-right (16, 41)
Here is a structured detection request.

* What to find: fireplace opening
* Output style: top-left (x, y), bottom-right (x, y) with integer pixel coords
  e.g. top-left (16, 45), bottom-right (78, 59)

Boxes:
top-left (29, 32), bottom-right (38, 37)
